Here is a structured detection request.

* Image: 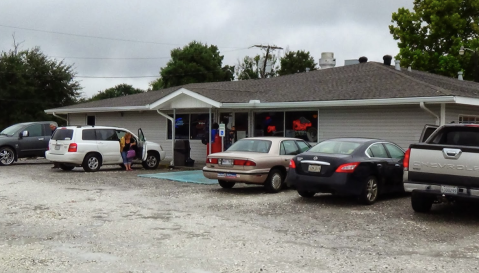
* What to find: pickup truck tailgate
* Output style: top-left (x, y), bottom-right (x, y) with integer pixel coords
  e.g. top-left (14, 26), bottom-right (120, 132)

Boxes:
top-left (409, 143), bottom-right (479, 187)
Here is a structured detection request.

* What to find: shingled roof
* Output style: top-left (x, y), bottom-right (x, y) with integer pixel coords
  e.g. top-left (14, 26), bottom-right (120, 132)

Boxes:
top-left (48, 62), bottom-right (479, 111)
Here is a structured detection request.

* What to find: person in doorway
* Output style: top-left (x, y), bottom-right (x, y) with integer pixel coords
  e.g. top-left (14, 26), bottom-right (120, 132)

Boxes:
top-left (120, 132), bottom-right (136, 171)
top-left (50, 122), bottom-right (60, 169)
top-left (225, 125), bottom-right (236, 150)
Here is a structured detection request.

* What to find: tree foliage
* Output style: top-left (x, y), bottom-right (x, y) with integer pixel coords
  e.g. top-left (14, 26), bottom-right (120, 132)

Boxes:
top-left (148, 78), bottom-right (164, 91)
top-left (0, 46), bottom-right (81, 129)
top-left (278, 50), bottom-right (317, 76)
top-left (90, 84), bottom-right (144, 101)
top-left (389, 0), bottom-right (479, 80)
top-left (235, 53), bottom-right (278, 80)
top-left (158, 41), bottom-right (234, 88)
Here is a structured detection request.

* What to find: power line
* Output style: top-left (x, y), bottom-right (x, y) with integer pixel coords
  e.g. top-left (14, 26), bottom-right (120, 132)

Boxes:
top-left (0, 24), bottom-right (245, 49)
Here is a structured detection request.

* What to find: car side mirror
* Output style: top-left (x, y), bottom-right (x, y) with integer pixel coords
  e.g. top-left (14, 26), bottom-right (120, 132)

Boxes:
top-left (22, 131), bottom-right (29, 137)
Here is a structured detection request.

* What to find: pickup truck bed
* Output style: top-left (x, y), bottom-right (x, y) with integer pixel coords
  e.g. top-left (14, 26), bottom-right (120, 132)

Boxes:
top-left (404, 125), bottom-right (479, 212)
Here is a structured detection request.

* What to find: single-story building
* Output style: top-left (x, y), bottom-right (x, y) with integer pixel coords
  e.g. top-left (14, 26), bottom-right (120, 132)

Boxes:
top-left (45, 60), bottom-right (479, 164)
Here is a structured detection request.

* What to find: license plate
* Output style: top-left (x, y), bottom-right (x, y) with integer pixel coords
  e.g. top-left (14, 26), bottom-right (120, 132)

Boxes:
top-left (55, 144), bottom-right (61, 150)
top-left (441, 185), bottom-right (458, 194)
top-left (221, 159), bottom-right (233, 166)
top-left (308, 165), bottom-right (322, 172)
top-left (217, 173), bottom-right (238, 178)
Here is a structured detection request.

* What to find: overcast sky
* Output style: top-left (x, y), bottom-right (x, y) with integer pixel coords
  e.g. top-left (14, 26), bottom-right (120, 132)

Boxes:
top-left (0, 0), bottom-right (414, 98)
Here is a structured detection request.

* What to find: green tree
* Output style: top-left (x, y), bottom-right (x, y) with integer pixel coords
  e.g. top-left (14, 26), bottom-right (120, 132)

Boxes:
top-left (235, 53), bottom-right (278, 80)
top-left (278, 50), bottom-right (317, 76)
top-left (389, 0), bottom-right (479, 81)
top-left (148, 78), bottom-right (164, 91)
top-left (159, 41), bottom-right (234, 88)
top-left (0, 46), bottom-right (81, 129)
top-left (90, 84), bottom-right (144, 101)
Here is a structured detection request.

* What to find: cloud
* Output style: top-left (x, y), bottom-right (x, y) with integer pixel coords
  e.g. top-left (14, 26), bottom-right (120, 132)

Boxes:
top-left (0, 0), bottom-right (414, 97)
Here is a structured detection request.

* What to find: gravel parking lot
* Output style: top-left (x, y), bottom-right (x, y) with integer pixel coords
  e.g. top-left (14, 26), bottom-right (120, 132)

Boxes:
top-left (1, 160), bottom-right (479, 273)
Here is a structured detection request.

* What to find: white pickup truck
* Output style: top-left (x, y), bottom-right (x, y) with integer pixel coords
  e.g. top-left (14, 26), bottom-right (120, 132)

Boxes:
top-left (403, 124), bottom-right (479, 212)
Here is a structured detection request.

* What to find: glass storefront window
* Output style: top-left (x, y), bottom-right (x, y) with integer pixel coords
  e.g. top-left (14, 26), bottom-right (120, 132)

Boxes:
top-left (285, 111), bottom-right (318, 142)
top-left (190, 114), bottom-right (213, 140)
top-left (254, 112), bottom-right (284, 137)
top-left (167, 114), bottom-right (190, 139)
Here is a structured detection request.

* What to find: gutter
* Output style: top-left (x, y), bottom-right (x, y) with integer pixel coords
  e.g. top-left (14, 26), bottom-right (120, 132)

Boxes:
top-left (44, 106), bottom-right (149, 114)
top-left (52, 112), bottom-right (68, 125)
top-left (222, 96), bottom-right (456, 109)
top-left (420, 102), bottom-right (440, 125)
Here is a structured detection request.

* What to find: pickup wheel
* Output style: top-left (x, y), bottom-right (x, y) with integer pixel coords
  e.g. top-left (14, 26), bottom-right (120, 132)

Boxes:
top-left (411, 191), bottom-right (434, 213)
top-left (0, 146), bottom-right (15, 166)
top-left (218, 180), bottom-right (235, 189)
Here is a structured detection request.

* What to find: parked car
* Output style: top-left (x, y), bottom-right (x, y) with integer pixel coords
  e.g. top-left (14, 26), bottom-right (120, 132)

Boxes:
top-left (203, 137), bottom-right (312, 192)
top-left (0, 121), bottom-right (57, 166)
top-left (404, 124), bottom-right (479, 212)
top-left (45, 126), bottom-right (166, 172)
top-left (286, 138), bottom-right (405, 204)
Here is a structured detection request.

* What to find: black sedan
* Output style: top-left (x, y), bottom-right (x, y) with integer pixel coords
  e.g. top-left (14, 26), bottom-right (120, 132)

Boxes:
top-left (285, 138), bottom-right (405, 204)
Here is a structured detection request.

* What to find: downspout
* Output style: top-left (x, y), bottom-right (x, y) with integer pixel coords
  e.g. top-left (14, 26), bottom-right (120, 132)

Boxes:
top-left (156, 109), bottom-right (175, 167)
top-left (52, 112), bottom-right (68, 125)
top-left (419, 102), bottom-right (440, 125)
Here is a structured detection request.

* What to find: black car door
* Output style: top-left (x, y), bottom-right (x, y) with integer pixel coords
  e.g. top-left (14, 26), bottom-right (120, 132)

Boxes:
top-left (17, 123), bottom-right (45, 157)
top-left (365, 143), bottom-right (392, 192)
top-left (383, 143), bottom-right (405, 191)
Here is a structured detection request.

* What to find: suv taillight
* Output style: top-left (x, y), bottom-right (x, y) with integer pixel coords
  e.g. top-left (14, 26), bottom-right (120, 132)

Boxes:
top-left (403, 148), bottom-right (411, 170)
top-left (68, 143), bottom-right (77, 152)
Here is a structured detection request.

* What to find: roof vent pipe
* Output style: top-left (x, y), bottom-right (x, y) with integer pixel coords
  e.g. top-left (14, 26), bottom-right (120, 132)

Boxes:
top-left (383, 55), bottom-right (392, 65)
top-left (359, 56), bottom-right (368, 63)
top-left (458, 71), bottom-right (463, 81)
top-left (319, 52), bottom-right (336, 69)
top-left (408, 66), bottom-right (412, 72)
top-left (395, 60), bottom-right (401, 71)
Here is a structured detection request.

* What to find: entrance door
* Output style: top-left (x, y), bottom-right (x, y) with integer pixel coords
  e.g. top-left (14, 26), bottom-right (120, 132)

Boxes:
top-left (234, 112), bottom-right (248, 141)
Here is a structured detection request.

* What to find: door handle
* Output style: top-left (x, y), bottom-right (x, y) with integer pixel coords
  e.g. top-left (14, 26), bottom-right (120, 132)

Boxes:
top-left (395, 164), bottom-right (401, 167)
top-left (377, 164), bottom-right (383, 168)
top-left (38, 138), bottom-right (44, 141)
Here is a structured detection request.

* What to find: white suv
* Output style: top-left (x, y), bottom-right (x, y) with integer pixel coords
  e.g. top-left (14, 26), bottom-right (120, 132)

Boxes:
top-left (45, 126), bottom-right (166, 172)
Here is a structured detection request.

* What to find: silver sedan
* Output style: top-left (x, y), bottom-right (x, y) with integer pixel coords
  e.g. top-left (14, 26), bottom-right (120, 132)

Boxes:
top-left (203, 137), bottom-right (311, 193)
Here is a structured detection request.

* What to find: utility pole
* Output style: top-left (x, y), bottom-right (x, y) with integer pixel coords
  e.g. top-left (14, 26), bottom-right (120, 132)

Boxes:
top-left (252, 44), bottom-right (283, 78)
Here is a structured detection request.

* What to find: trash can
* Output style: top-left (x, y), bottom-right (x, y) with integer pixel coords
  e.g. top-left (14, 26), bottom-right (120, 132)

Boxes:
top-left (174, 139), bottom-right (194, 166)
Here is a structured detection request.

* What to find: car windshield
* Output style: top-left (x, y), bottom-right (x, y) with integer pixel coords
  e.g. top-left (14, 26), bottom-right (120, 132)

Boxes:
top-left (0, 124), bottom-right (25, 136)
top-left (309, 140), bottom-right (361, 155)
top-left (227, 139), bottom-right (272, 153)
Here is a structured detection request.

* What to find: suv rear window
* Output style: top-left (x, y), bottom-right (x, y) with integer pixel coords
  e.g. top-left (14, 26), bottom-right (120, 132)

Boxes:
top-left (52, 129), bottom-right (74, 140)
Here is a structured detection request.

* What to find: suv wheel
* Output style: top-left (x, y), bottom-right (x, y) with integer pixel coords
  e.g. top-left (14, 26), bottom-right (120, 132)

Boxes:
top-left (218, 180), bottom-right (235, 189)
top-left (0, 146), bottom-right (15, 166)
top-left (265, 169), bottom-right (284, 193)
top-left (411, 191), bottom-right (434, 213)
top-left (82, 153), bottom-right (101, 172)
top-left (142, 152), bottom-right (160, 169)
top-left (59, 164), bottom-right (75, 171)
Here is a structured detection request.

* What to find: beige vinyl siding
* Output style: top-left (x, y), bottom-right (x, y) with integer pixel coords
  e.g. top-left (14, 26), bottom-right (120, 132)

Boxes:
top-left (446, 104), bottom-right (479, 124)
top-left (318, 105), bottom-right (438, 149)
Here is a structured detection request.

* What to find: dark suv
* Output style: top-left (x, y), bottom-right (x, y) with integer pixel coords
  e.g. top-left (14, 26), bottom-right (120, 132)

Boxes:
top-left (0, 121), bottom-right (57, 166)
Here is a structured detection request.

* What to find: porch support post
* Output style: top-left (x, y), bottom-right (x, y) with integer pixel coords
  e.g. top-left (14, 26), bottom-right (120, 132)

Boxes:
top-left (173, 109), bottom-right (176, 165)
top-left (440, 103), bottom-right (446, 125)
top-left (209, 107), bottom-right (212, 155)
top-left (317, 109), bottom-right (320, 144)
